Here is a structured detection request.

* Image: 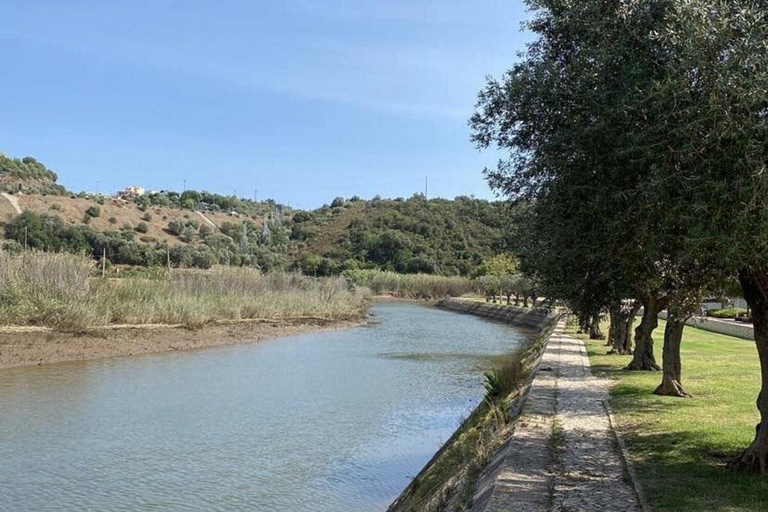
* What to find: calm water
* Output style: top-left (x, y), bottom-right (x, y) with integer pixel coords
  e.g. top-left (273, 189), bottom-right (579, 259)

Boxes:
top-left (0, 302), bottom-right (527, 512)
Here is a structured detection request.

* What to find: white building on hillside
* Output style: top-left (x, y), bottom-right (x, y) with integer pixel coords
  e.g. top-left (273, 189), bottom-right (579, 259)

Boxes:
top-left (118, 186), bottom-right (146, 198)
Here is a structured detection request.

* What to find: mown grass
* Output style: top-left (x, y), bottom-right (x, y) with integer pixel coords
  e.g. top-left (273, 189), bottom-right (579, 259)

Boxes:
top-left (572, 320), bottom-right (768, 512)
top-left (343, 269), bottom-right (471, 299)
top-left (0, 252), bottom-right (369, 330)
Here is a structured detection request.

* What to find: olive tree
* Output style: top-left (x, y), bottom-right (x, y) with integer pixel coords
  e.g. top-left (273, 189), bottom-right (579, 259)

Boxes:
top-left (639, 0), bottom-right (768, 466)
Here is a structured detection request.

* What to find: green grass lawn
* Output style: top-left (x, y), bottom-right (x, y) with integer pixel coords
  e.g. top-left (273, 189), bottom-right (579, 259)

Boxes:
top-left (571, 320), bottom-right (768, 512)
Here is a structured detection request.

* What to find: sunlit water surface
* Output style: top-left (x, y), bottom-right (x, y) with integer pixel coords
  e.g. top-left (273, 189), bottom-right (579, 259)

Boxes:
top-left (0, 302), bottom-right (527, 512)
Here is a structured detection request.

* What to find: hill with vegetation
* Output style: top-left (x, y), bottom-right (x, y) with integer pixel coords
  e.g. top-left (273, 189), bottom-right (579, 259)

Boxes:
top-left (0, 154), bottom-right (513, 275)
top-left (0, 154), bottom-right (67, 195)
top-left (291, 195), bottom-right (514, 276)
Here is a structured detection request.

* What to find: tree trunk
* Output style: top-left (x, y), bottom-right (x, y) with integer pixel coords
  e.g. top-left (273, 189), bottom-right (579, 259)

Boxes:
top-left (523, 297), bottom-right (528, 308)
top-left (514, 294), bottom-right (520, 306)
top-left (589, 313), bottom-right (605, 340)
top-left (730, 268), bottom-right (768, 473)
top-left (607, 305), bottom-right (619, 346)
top-left (609, 315), bottom-right (629, 354)
top-left (506, 293), bottom-right (511, 306)
top-left (625, 293), bottom-right (664, 371)
top-left (654, 309), bottom-right (691, 397)
top-left (578, 314), bottom-right (590, 335)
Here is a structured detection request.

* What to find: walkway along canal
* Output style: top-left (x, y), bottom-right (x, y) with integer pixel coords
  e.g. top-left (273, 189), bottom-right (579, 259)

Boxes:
top-left (0, 302), bottom-right (530, 512)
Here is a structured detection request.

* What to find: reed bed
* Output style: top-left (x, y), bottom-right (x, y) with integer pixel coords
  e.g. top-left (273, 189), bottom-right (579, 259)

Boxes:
top-left (0, 252), bottom-right (368, 330)
top-left (343, 269), bottom-right (471, 299)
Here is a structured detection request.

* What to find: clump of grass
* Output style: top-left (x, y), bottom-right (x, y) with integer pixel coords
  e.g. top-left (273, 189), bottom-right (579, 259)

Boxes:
top-left (0, 251), bottom-right (103, 329)
top-left (483, 350), bottom-right (524, 401)
top-left (343, 269), bottom-right (471, 299)
top-left (0, 251), bottom-right (368, 330)
top-left (391, 345), bottom-right (538, 512)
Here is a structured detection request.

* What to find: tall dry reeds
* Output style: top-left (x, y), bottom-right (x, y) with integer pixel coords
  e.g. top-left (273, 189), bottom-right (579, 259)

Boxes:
top-left (342, 269), bottom-right (471, 299)
top-left (0, 251), bottom-right (368, 330)
top-left (0, 251), bottom-right (102, 329)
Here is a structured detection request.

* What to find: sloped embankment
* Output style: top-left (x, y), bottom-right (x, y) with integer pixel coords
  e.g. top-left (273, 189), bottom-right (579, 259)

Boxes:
top-left (388, 299), bottom-right (562, 512)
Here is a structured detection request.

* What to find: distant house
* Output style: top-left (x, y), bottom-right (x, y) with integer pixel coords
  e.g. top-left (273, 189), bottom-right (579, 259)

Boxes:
top-left (118, 186), bottom-right (146, 198)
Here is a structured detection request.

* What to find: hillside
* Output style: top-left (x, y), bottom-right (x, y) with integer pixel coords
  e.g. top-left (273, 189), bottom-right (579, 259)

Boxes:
top-left (290, 196), bottom-right (514, 276)
top-left (0, 154), bottom-right (513, 275)
top-left (0, 155), bottom-right (67, 196)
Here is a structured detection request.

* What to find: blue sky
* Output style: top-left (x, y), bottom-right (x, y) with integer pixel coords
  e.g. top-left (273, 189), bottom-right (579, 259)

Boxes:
top-left (0, 1), bottom-right (531, 209)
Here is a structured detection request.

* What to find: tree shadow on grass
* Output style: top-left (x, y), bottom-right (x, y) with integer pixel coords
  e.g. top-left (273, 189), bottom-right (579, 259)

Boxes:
top-left (625, 430), bottom-right (768, 512)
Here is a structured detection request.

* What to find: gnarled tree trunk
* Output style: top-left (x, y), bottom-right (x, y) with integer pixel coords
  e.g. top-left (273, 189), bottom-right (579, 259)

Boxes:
top-left (654, 309), bottom-right (691, 397)
top-left (625, 292), bottom-right (665, 371)
top-left (730, 268), bottom-right (768, 473)
top-left (608, 302), bottom-right (638, 355)
top-left (589, 313), bottom-right (605, 340)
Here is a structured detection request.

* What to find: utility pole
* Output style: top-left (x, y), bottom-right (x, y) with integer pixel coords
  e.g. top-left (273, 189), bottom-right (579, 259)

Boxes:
top-left (254, 189), bottom-right (258, 202)
top-left (102, 246), bottom-right (106, 277)
top-left (425, 176), bottom-right (429, 200)
top-left (183, 179), bottom-right (187, 192)
top-left (166, 243), bottom-right (171, 272)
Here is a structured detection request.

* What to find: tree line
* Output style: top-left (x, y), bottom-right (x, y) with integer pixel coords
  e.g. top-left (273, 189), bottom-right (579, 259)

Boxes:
top-left (471, 0), bottom-right (768, 472)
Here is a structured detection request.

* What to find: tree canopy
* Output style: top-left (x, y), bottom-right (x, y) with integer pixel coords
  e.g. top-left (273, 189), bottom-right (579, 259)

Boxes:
top-left (472, 0), bottom-right (768, 471)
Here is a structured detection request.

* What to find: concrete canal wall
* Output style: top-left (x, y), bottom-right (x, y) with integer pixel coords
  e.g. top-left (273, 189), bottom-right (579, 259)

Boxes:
top-left (387, 299), bottom-right (563, 512)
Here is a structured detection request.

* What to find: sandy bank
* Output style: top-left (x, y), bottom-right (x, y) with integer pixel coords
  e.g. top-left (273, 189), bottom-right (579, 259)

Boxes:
top-left (0, 317), bottom-right (365, 370)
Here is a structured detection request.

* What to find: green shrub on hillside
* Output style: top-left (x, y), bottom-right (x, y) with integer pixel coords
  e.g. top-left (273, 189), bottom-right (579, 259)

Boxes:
top-left (0, 155), bottom-right (67, 195)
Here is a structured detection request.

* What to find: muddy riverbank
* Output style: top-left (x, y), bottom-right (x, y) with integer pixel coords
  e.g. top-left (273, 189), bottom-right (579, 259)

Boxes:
top-left (0, 317), bottom-right (364, 370)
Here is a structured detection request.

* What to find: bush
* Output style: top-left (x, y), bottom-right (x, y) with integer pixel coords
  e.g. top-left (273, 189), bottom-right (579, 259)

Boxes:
top-left (108, 217), bottom-right (117, 224)
top-left (1, 239), bottom-right (23, 254)
top-left (179, 226), bottom-right (197, 243)
top-left (135, 222), bottom-right (149, 234)
top-left (708, 308), bottom-right (749, 318)
top-left (142, 212), bottom-right (152, 222)
top-left (85, 205), bottom-right (101, 218)
top-left (167, 219), bottom-right (185, 236)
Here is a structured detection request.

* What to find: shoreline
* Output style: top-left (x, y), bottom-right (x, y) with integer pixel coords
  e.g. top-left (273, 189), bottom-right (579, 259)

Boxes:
top-left (0, 316), bottom-right (366, 370)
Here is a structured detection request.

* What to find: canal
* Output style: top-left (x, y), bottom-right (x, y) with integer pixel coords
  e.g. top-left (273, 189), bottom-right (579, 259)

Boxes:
top-left (0, 302), bottom-right (527, 511)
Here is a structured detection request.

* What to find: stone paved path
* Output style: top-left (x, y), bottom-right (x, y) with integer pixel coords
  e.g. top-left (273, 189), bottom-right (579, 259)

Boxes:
top-left (551, 328), bottom-right (641, 512)
top-left (479, 322), bottom-right (642, 512)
